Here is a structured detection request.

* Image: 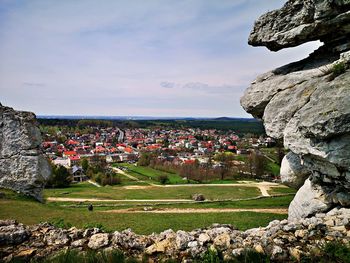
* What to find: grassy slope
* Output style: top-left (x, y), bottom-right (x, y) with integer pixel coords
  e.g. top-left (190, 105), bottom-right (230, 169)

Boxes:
top-left (115, 163), bottom-right (185, 184)
top-left (0, 198), bottom-right (286, 234)
top-left (44, 183), bottom-right (261, 200)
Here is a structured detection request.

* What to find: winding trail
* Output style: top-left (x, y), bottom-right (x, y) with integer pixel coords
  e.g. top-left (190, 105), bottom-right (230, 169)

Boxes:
top-left (111, 166), bottom-right (283, 197)
top-left (47, 197), bottom-right (194, 202)
top-left (100, 208), bottom-right (288, 214)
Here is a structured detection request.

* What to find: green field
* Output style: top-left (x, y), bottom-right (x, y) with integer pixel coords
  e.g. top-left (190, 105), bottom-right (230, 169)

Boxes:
top-left (1, 175), bottom-right (295, 234)
top-left (44, 182), bottom-right (261, 201)
top-left (114, 163), bottom-right (186, 184)
top-left (0, 197), bottom-right (287, 234)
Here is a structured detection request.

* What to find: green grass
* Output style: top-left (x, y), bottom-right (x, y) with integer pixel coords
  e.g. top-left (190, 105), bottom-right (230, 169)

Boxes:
top-left (268, 187), bottom-right (297, 195)
top-left (266, 162), bottom-right (280, 176)
top-left (115, 163), bottom-right (186, 184)
top-left (44, 182), bottom-right (261, 201)
top-left (69, 195), bottom-right (294, 211)
top-left (0, 198), bottom-right (286, 234)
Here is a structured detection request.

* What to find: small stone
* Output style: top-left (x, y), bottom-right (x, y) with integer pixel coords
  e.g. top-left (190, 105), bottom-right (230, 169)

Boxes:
top-left (331, 226), bottom-right (347, 233)
top-left (289, 247), bottom-right (302, 261)
top-left (295, 230), bottom-right (307, 238)
top-left (254, 244), bottom-right (264, 254)
top-left (187, 241), bottom-right (198, 248)
top-left (191, 194), bottom-right (205, 201)
top-left (325, 219), bottom-right (335, 227)
top-left (145, 238), bottom-right (174, 254)
top-left (16, 249), bottom-right (36, 258)
top-left (198, 233), bottom-right (211, 244)
top-left (232, 248), bottom-right (244, 257)
top-left (213, 233), bottom-right (230, 250)
top-left (71, 239), bottom-right (86, 248)
top-left (272, 245), bottom-right (283, 257)
top-left (88, 233), bottom-right (109, 249)
top-left (176, 230), bottom-right (194, 250)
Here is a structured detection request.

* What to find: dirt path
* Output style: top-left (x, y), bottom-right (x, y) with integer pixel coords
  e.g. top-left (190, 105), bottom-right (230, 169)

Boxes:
top-left (120, 181), bottom-right (284, 197)
top-left (111, 166), bottom-right (285, 197)
top-left (101, 208), bottom-right (288, 214)
top-left (47, 197), bottom-right (193, 202)
top-left (112, 167), bottom-right (140, 181)
top-left (87, 180), bottom-right (101, 188)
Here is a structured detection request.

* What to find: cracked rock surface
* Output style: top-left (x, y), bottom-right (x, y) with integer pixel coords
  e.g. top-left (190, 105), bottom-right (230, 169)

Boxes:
top-left (241, 0), bottom-right (350, 220)
top-left (0, 103), bottom-right (51, 201)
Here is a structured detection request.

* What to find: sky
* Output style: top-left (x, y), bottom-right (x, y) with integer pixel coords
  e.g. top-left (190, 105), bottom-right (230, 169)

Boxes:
top-left (0, 0), bottom-right (321, 118)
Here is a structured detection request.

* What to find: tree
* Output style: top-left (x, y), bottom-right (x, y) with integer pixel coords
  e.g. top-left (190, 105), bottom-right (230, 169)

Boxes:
top-left (138, 152), bottom-right (155, 166)
top-left (81, 158), bottom-right (89, 173)
top-left (47, 165), bottom-right (71, 188)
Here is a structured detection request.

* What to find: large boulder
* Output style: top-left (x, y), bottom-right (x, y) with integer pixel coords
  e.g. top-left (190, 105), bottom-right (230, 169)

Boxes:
top-left (249, 0), bottom-right (350, 51)
top-left (241, 1), bottom-right (350, 220)
top-left (0, 104), bottom-right (51, 201)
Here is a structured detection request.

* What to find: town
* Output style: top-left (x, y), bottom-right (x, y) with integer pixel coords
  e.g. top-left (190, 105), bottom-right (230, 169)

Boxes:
top-left (40, 121), bottom-right (282, 186)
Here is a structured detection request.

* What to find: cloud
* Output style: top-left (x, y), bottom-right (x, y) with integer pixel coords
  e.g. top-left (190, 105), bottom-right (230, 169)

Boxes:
top-left (0, 0), bottom-right (320, 117)
top-left (160, 81), bottom-right (241, 94)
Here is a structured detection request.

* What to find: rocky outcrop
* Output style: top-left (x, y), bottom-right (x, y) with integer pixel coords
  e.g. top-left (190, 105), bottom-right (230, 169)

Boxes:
top-left (241, 0), bottom-right (350, 219)
top-left (248, 0), bottom-right (350, 51)
top-left (0, 104), bottom-right (51, 201)
top-left (1, 208), bottom-right (350, 262)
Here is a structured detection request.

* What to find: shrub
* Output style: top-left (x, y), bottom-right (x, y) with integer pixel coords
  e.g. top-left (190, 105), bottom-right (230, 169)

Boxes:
top-left (158, 175), bottom-right (169, 184)
top-left (46, 165), bottom-right (71, 188)
top-left (332, 62), bottom-right (346, 78)
top-left (48, 218), bottom-right (72, 229)
top-left (301, 241), bottom-right (350, 263)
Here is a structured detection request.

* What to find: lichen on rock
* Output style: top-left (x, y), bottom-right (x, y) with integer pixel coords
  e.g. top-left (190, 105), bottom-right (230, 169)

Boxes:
top-left (0, 104), bottom-right (51, 201)
top-left (241, 0), bottom-right (350, 220)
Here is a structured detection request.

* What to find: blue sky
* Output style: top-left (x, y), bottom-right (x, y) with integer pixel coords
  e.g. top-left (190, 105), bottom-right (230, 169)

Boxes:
top-left (0, 0), bottom-right (320, 117)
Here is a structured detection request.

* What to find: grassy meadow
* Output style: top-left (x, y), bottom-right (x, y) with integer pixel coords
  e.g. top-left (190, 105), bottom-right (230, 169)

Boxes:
top-left (0, 176), bottom-right (295, 234)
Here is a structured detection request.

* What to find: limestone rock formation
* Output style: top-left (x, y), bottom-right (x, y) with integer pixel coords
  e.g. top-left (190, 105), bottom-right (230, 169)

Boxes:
top-left (0, 104), bottom-right (51, 201)
top-left (241, 0), bottom-right (350, 219)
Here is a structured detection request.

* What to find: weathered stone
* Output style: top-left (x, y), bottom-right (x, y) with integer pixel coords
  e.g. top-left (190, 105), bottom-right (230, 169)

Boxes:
top-left (145, 238), bottom-right (174, 255)
top-left (213, 233), bottom-right (231, 250)
top-left (280, 152), bottom-right (311, 188)
top-left (248, 0), bottom-right (350, 51)
top-left (176, 230), bottom-right (194, 250)
top-left (191, 194), bottom-right (205, 201)
top-left (71, 239), bottom-right (86, 248)
top-left (198, 233), bottom-right (211, 244)
top-left (44, 230), bottom-right (70, 246)
top-left (88, 233), bottom-right (109, 249)
top-left (288, 179), bottom-right (330, 220)
top-left (254, 244), bottom-right (265, 254)
top-left (1, 209), bottom-right (350, 262)
top-left (0, 223), bottom-right (30, 245)
top-left (241, 0), bottom-right (350, 219)
top-left (0, 104), bottom-right (51, 201)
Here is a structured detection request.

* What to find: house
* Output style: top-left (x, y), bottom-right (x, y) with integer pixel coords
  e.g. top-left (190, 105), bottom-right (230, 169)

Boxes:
top-left (68, 155), bottom-right (81, 166)
top-left (52, 157), bottom-right (70, 168)
top-left (71, 165), bottom-right (86, 182)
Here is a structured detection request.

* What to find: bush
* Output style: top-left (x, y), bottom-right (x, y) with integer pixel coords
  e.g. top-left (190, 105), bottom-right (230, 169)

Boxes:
top-left (332, 62), bottom-right (346, 78)
top-left (48, 218), bottom-right (72, 229)
top-left (158, 175), bottom-right (169, 184)
top-left (46, 165), bottom-right (71, 188)
top-left (92, 172), bottom-right (121, 186)
top-left (301, 241), bottom-right (350, 263)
